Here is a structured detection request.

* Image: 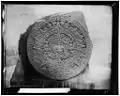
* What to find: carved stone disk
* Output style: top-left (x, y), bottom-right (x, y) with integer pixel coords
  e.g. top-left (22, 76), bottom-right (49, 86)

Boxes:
top-left (27, 13), bottom-right (93, 80)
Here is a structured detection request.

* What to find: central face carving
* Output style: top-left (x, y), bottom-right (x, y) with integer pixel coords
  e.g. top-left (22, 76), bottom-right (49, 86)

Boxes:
top-left (27, 14), bottom-right (92, 80)
top-left (53, 45), bottom-right (64, 52)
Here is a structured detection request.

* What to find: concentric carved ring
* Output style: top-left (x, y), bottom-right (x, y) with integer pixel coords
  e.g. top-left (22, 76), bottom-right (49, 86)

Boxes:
top-left (27, 13), bottom-right (93, 80)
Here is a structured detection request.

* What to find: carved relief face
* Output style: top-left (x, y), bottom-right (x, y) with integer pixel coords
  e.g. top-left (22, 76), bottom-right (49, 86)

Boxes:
top-left (27, 13), bottom-right (93, 80)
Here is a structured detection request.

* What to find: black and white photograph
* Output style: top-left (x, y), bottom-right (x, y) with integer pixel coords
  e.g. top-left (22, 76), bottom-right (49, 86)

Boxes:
top-left (1, 1), bottom-right (118, 95)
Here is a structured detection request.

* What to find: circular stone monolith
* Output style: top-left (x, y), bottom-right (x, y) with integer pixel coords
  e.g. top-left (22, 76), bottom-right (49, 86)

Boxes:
top-left (27, 11), bottom-right (93, 80)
